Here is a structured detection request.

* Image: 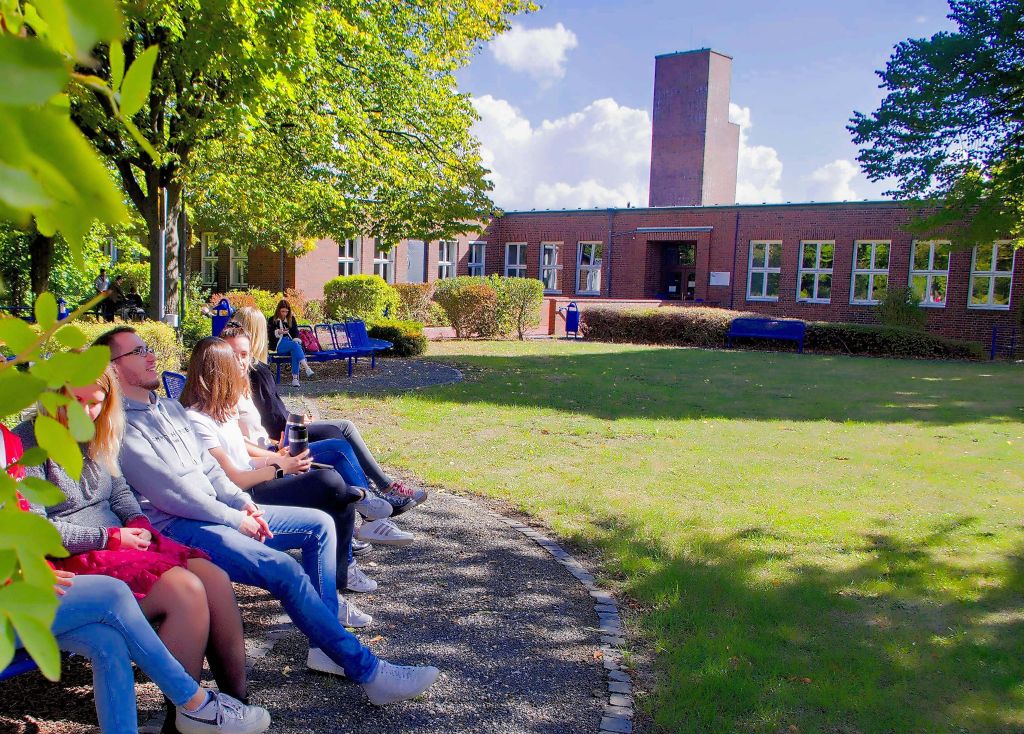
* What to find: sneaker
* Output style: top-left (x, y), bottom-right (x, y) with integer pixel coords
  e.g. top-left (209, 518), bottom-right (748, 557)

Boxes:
top-left (353, 491), bottom-right (393, 521)
top-left (290, 375), bottom-right (300, 387)
top-left (338, 596), bottom-right (373, 627)
top-left (175, 690), bottom-right (271, 734)
top-left (379, 481), bottom-right (428, 517)
top-left (303, 365), bottom-right (315, 377)
top-left (355, 518), bottom-right (414, 547)
top-left (352, 539), bottom-right (373, 557)
top-left (361, 660), bottom-right (440, 706)
top-left (306, 647), bottom-right (346, 677)
top-left (346, 561), bottom-right (378, 593)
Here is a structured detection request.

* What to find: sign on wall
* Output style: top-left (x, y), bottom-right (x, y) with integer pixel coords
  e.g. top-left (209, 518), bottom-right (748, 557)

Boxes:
top-left (709, 271), bottom-right (730, 286)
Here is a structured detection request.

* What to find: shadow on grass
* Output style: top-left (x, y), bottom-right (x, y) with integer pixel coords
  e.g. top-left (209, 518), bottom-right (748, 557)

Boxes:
top-left (582, 510), bottom-right (1024, 734)
top-left (419, 347), bottom-right (1023, 425)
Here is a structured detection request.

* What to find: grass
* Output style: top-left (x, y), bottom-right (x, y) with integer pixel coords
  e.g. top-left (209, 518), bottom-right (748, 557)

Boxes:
top-left (320, 340), bottom-right (1024, 733)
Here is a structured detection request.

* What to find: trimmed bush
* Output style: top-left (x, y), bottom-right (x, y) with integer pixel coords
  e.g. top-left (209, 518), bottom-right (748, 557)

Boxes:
top-left (76, 319), bottom-right (185, 374)
top-left (877, 286), bottom-right (926, 329)
top-left (804, 322), bottom-right (983, 360)
top-left (304, 298), bottom-right (325, 325)
top-left (369, 319), bottom-right (427, 357)
top-left (434, 281), bottom-right (498, 338)
top-left (427, 300), bottom-right (450, 327)
top-left (324, 275), bottom-right (400, 322)
top-left (393, 283), bottom-right (435, 322)
top-left (208, 290), bottom-right (257, 311)
top-left (493, 277), bottom-right (544, 339)
top-left (582, 306), bottom-right (749, 348)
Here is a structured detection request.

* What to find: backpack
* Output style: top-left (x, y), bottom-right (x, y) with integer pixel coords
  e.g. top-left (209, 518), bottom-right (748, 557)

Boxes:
top-left (297, 329), bottom-right (320, 353)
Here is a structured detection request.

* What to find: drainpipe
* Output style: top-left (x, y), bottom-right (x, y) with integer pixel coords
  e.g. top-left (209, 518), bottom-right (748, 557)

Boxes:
top-left (606, 208), bottom-right (615, 297)
top-left (729, 208), bottom-right (740, 310)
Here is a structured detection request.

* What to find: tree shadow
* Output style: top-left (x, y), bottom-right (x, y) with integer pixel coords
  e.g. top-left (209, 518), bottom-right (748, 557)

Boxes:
top-left (415, 347), bottom-right (1023, 424)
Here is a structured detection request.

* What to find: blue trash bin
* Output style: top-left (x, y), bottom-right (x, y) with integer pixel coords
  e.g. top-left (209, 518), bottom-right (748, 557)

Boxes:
top-left (211, 298), bottom-right (234, 336)
top-left (565, 302), bottom-right (580, 339)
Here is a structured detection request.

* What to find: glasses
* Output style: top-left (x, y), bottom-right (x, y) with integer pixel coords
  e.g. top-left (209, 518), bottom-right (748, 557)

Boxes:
top-left (112, 345), bottom-right (157, 360)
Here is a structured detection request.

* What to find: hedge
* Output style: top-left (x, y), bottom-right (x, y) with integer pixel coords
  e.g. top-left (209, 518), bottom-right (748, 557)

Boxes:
top-left (323, 275), bottom-right (400, 322)
top-left (74, 319), bottom-right (185, 374)
top-left (393, 283), bottom-right (435, 323)
top-left (368, 319), bottom-right (427, 357)
top-left (581, 307), bottom-right (984, 360)
top-left (434, 281), bottom-right (498, 338)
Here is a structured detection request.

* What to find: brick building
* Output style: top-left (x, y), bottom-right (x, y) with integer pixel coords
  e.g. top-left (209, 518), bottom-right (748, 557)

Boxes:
top-left (191, 49), bottom-right (1021, 345)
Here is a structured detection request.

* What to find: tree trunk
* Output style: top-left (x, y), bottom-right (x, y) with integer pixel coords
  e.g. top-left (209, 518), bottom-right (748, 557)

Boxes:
top-left (28, 228), bottom-right (54, 299)
top-left (143, 182), bottom-right (184, 320)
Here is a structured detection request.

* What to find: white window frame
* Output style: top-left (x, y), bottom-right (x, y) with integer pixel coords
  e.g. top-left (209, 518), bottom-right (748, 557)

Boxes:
top-left (968, 241), bottom-right (1015, 310)
top-left (372, 242), bottom-right (395, 283)
top-left (746, 240), bottom-right (781, 302)
top-left (576, 241), bottom-right (603, 295)
top-left (200, 232), bottom-right (218, 287)
top-left (437, 240), bottom-right (457, 280)
top-left (468, 242), bottom-right (486, 277)
top-left (796, 240), bottom-right (834, 304)
top-left (102, 236), bottom-right (119, 265)
top-left (850, 240), bottom-right (891, 306)
top-left (228, 245), bottom-right (248, 288)
top-left (540, 242), bottom-right (562, 293)
top-left (338, 237), bottom-right (361, 276)
top-left (909, 240), bottom-right (951, 308)
top-left (505, 242), bottom-right (527, 278)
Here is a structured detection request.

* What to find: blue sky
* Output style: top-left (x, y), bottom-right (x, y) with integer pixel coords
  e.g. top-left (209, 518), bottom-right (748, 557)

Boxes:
top-left (456, 0), bottom-right (956, 210)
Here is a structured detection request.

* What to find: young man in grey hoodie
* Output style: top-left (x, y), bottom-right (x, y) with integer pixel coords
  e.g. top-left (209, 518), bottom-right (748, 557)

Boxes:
top-left (96, 326), bottom-right (439, 706)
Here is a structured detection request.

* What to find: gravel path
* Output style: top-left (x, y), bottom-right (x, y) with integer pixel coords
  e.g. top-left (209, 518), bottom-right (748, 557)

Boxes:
top-left (275, 358), bottom-right (463, 398)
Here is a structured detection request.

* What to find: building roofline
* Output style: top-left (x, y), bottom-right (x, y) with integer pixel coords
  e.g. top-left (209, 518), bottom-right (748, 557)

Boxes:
top-left (498, 199), bottom-right (916, 217)
top-left (654, 48), bottom-right (733, 60)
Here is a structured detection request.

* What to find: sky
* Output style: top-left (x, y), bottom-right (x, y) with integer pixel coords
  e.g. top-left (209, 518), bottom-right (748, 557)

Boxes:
top-left (455, 0), bottom-right (957, 211)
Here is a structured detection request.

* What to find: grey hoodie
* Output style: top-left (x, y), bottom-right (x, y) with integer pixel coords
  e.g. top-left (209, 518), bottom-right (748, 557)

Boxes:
top-left (120, 392), bottom-right (251, 530)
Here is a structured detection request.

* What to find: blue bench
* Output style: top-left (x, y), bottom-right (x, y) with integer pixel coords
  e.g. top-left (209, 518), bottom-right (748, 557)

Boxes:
top-left (0, 650), bottom-right (39, 681)
top-left (162, 370), bottom-right (186, 400)
top-left (725, 317), bottom-right (806, 353)
top-left (340, 320), bottom-right (390, 369)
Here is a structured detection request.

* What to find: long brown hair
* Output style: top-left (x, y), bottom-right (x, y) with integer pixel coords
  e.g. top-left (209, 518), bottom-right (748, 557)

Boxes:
top-left (53, 365), bottom-right (124, 476)
top-left (180, 337), bottom-right (245, 422)
top-left (273, 299), bottom-right (296, 327)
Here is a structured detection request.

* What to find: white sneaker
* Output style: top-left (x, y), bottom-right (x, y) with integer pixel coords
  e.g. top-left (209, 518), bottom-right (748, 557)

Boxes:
top-left (290, 375), bottom-right (300, 387)
top-left (175, 690), bottom-right (271, 734)
top-left (338, 595), bottom-right (373, 627)
top-left (355, 518), bottom-right (414, 547)
top-left (306, 647), bottom-right (346, 677)
top-left (346, 561), bottom-right (378, 593)
top-left (302, 361), bottom-right (315, 377)
top-left (361, 660), bottom-right (440, 705)
top-left (353, 491), bottom-right (393, 521)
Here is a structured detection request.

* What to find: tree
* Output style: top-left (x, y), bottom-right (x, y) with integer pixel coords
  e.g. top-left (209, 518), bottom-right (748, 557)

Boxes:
top-left (71, 0), bottom-right (533, 318)
top-left (849, 0), bottom-right (1024, 246)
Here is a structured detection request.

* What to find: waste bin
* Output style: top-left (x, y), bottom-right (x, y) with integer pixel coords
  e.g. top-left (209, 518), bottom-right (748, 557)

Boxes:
top-left (565, 302), bottom-right (580, 339)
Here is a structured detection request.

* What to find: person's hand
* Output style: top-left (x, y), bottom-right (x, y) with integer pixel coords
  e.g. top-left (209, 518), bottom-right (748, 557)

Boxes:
top-left (277, 450), bottom-right (312, 475)
top-left (120, 527), bottom-right (152, 551)
top-left (54, 569), bottom-right (74, 596)
top-left (238, 514), bottom-right (266, 541)
top-left (243, 503), bottom-right (274, 541)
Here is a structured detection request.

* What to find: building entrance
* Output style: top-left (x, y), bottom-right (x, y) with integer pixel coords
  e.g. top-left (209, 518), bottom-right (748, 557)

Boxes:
top-left (657, 242), bottom-right (696, 300)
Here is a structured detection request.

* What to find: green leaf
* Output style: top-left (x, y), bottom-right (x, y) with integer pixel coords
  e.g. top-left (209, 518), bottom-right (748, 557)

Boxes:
top-left (109, 40), bottom-right (125, 91)
top-left (53, 324), bottom-right (86, 350)
top-left (30, 346), bottom-right (109, 389)
top-left (0, 371), bottom-right (47, 419)
top-left (37, 392), bottom-right (69, 416)
top-left (120, 117), bottom-right (161, 163)
top-left (118, 45), bottom-right (158, 119)
top-left (14, 447), bottom-right (47, 467)
top-left (34, 293), bottom-right (57, 330)
top-left (0, 582), bottom-right (61, 680)
top-left (0, 163), bottom-right (54, 211)
top-left (0, 34), bottom-right (68, 106)
top-left (65, 0), bottom-right (123, 61)
top-left (0, 317), bottom-right (41, 356)
top-left (18, 477), bottom-right (66, 509)
top-left (0, 551), bottom-right (15, 585)
top-left (64, 400), bottom-right (95, 443)
top-left (0, 507), bottom-right (67, 560)
top-left (0, 619), bottom-right (14, 674)
top-left (34, 415), bottom-right (82, 480)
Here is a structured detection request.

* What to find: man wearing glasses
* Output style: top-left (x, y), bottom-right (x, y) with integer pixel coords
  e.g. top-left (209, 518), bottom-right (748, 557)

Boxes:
top-left (94, 326), bottom-right (439, 706)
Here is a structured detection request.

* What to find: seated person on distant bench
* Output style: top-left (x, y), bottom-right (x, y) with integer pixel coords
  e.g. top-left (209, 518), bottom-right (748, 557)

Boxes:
top-left (103, 275), bottom-right (126, 322)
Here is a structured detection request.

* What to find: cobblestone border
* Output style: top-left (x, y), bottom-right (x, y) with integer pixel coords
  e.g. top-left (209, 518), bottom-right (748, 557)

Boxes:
top-left (445, 495), bottom-right (636, 734)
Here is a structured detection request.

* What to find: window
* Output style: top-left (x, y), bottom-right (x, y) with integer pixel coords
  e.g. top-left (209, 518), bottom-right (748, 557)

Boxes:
top-left (850, 240), bottom-right (890, 305)
top-left (102, 236), bottom-right (119, 265)
top-left (468, 242), bottom-right (486, 277)
top-left (797, 241), bottom-right (834, 303)
top-left (372, 242), bottom-right (394, 283)
top-left (505, 242), bottom-right (527, 277)
top-left (969, 241), bottom-right (1015, 310)
top-left (909, 240), bottom-right (950, 307)
top-left (228, 245), bottom-right (247, 288)
top-left (200, 233), bottom-right (218, 287)
top-left (746, 241), bottom-right (781, 301)
top-left (338, 238), bottom-right (361, 276)
top-left (576, 242), bottom-right (603, 295)
top-left (540, 242), bottom-right (561, 292)
top-left (437, 240), bottom-right (457, 280)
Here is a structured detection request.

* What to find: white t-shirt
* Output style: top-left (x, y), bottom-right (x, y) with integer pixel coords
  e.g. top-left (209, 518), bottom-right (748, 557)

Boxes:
top-left (187, 409), bottom-right (256, 471)
top-left (237, 394), bottom-right (273, 448)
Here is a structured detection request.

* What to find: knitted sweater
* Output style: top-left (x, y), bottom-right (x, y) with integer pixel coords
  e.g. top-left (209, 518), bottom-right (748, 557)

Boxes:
top-left (13, 420), bottom-right (145, 554)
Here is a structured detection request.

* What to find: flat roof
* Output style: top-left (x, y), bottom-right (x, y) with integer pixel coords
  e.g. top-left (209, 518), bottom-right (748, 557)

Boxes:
top-left (498, 199), bottom-right (912, 217)
top-left (654, 48), bottom-right (733, 60)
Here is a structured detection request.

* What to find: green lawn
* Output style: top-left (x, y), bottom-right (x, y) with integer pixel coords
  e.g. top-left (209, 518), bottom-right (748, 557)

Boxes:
top-left (322, 341), bottom-right (1024, 733)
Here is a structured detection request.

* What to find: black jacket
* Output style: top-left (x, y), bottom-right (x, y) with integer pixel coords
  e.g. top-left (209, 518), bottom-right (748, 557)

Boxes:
top-left (249, 362), bottom-right (289, 439)
top-left (267, 316), bottom-right (298, 352)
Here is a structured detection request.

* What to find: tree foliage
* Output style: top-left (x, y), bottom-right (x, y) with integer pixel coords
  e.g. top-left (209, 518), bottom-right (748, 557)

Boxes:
top-left (849, 0), bottom-right (1024, 245)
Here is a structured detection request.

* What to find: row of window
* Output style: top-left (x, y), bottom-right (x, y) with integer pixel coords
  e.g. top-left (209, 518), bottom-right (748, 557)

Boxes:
top-left (200, 234), bottom-right (248, 288)
top-left (338, 238), bottom-right (396, 280)
top-left (747, 240), bottom-right (1016, 310)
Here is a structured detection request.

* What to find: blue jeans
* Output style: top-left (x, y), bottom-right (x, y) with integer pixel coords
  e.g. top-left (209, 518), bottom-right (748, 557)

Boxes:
top-left (275, 335), bottom-right (307, 374)
top-left (307, 420), bottom-right (393, 491)
top-left (309, 438), bottom-right (371, 566)
top-left (45, 575), bottom-right (199, 732)
top-left (163, 504), bottom-right (379, 683)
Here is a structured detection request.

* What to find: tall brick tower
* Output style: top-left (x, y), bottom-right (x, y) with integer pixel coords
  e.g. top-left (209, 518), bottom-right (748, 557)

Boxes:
top-left (647, 49), bottom-right (740, 207)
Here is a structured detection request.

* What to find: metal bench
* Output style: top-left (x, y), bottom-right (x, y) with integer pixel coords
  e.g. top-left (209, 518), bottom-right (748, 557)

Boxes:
top-left (0, 650), bottom-right (39, 682)
top-left (725, 317), bottom-right (806, 353)
top-left (162, 370), bottom-right (186, 400)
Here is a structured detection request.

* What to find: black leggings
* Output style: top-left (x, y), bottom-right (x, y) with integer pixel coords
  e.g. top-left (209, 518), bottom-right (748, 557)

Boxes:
top-left (308, 419), bottom-right (393, 491)
top-left (248, 468), bottom-right (361, 570)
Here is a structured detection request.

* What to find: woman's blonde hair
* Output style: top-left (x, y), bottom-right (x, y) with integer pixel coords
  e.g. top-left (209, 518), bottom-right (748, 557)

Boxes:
top-left (55, 365), bottom-right (124, 476)
top-left (234, 306), bottom-right (269, 363)
top-left (180, 337), bottom-right (246, 422)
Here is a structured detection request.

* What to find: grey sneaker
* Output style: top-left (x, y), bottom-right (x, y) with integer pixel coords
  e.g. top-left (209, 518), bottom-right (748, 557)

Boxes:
top-left (378, 481), bottom-right (427, 517)
top-left (175, 691), bottom-right (270, 734)
top-left (352, 539), bottom-right (373, 557)
top-left (355, 518), bottom-right (414, 546)
top-left (306, 647), bottom-right (346, 677)
top-left (353, 491), bottom-right (393, 521)
top-left (361, 661), bottom-right (440, 705)
top-left (338, 595), bottom-right (373, 627)
top-left (346, 561), bottom-right (378, 593)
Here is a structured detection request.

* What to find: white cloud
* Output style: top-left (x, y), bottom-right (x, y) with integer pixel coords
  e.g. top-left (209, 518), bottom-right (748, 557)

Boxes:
top-left (805, 159), bottom-right (860, 201)
top-left (729, 103), bottom-right (784, 203)
top-left (490, 23), bottom-right (578, 79)
top-left (472, 95), bottom-right (651, 210)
